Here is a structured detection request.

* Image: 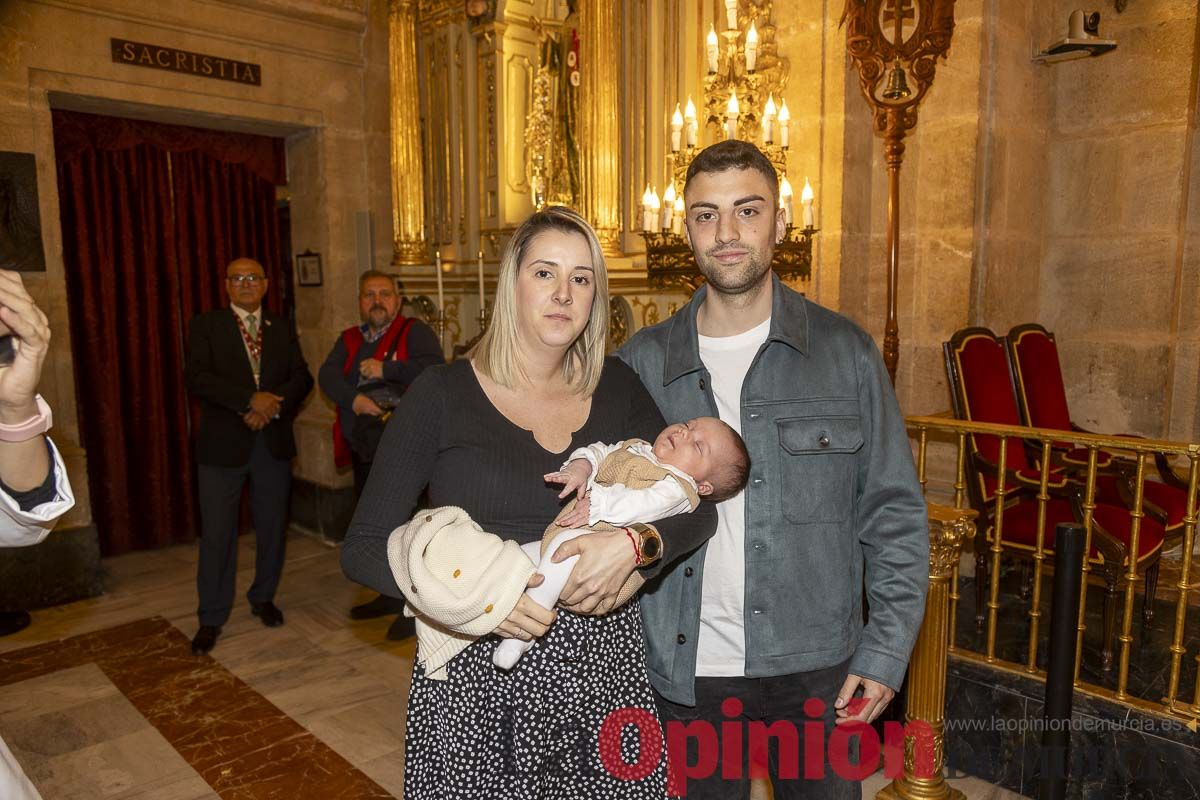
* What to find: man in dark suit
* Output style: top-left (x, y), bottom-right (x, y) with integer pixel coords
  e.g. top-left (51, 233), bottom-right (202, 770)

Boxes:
top-left (185, 257), bottom-right (314, 655)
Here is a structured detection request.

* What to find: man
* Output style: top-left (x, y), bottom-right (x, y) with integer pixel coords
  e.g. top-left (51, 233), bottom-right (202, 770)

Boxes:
top-left (0, 269), bottom-right (75, 800)
top-left (317, 271), bottom-right (442, 630)
top-left (618, 141), bottom-right (929, 798)
top-left (185, 257), bottom-right (313, 655)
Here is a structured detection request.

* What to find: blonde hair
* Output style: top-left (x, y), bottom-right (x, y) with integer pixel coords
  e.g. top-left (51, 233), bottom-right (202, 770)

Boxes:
top-left (471, 206), bottom-right (609, 394)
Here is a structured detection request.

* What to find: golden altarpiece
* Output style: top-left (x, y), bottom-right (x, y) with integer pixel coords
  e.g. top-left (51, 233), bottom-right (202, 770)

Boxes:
top-left (390, 0), bottom-right (829, 355)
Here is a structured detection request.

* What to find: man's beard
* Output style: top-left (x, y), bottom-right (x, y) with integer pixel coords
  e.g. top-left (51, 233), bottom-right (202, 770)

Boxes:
top-left (367, 307), bottom-right (393, 330)
top-left (695, 248), bottom-right (772, 295)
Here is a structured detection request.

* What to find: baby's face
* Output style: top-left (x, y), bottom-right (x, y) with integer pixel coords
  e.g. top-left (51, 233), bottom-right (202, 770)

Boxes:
top-left (651, 417), bottom-right (734, 493)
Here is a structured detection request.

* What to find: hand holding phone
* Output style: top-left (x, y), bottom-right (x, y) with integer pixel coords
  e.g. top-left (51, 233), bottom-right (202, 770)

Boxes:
top-left (0, 270), bottom-right (51, 418)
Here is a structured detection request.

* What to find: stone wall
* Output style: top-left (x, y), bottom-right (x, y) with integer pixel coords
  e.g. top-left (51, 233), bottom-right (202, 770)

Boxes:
top-left (1037, 0), bottom-right (1198, 440)
top-left (831, 0), bottom-right (1200, 445)
top-left (837, 0), bottom-right (986, 417)
top-left (0, 0), bottom-right (392, 543)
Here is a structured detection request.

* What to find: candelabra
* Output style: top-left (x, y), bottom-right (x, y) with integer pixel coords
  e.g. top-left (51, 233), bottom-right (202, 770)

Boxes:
top-left (641, 0), bottom-right (817, 288)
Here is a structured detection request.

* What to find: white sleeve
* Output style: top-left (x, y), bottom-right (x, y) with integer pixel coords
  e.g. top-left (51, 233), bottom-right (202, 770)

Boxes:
top-left (0, 439), bottom-right (76, 549)
top-left (587, 476), bottom-right (695, 527)
top-left (561, 441), bottom-right (622, 475)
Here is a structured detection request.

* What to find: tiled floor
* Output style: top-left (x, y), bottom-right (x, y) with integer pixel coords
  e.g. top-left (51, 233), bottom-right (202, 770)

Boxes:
top-left (0, 532), bottom-right (1023, 799)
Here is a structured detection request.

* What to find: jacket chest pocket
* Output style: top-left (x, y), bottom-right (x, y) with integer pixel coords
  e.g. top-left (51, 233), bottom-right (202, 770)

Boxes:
top-left (777, 415), bottom-right (864, 524)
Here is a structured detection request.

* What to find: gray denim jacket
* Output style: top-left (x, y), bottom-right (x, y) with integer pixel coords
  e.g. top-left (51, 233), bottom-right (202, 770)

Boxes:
top-left (618, 276), bottom-right (929, 706)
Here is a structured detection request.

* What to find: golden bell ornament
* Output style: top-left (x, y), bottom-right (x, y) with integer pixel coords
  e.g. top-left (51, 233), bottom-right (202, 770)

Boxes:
top-left (883, 61), bottom-right (911, 100)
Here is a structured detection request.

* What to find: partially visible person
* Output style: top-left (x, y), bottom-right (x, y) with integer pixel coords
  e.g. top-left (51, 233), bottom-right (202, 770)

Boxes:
top-left (341, 206), bottom-right (717, 798)
top-left (185, 258), bottom-right (314, 656)
top-left (0, 269), bottom-right (76, 800)
top-left (318, 272), bottom-right (442, 633)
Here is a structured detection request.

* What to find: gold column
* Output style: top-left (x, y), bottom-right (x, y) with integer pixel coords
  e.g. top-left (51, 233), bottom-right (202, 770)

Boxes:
top-left (389, 0), bottom-right (426, 265)
top-left (577, 0), bottom-right (622, 255)
top-left (879, 504), bottom-right (975, 800)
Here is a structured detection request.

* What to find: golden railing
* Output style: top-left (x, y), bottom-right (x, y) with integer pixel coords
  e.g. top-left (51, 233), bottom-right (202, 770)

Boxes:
top-left (905, 414), bottom-right (1200, 721)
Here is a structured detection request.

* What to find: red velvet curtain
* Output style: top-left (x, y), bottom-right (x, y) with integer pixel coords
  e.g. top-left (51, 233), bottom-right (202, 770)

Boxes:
top-left (53, 110), bottom-right (285, 555)
top-left (171, 149), bottom-right (283, 315)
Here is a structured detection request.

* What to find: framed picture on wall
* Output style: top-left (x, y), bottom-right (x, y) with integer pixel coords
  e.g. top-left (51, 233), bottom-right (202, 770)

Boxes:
top-left (296, 251), bottom-right (322, 287)
top-left (0, 151), bottom-right (46, 272)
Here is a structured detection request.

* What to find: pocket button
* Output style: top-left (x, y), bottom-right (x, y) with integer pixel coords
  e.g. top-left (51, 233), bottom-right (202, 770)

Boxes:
top-left (818, 434), bottom-right (831, 448)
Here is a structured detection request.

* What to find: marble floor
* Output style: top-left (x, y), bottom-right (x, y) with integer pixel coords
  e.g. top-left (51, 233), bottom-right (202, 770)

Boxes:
top-left (0, 531), bottom-right (1024, 799)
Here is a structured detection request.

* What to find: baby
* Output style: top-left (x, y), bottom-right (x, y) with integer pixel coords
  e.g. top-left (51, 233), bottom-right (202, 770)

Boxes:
top-left (493, 417), bottom-right (750, 670)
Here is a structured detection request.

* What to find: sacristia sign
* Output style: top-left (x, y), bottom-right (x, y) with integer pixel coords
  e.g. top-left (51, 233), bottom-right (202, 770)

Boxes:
top-left (110, 39), bottom-right (261, 86)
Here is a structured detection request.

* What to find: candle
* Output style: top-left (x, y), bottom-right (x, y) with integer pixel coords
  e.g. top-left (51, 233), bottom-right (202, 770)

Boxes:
top-left (661, 183), bottom-right (677, 231)
top-left (745, 21), bottom-right (759, 72)
top-left (706, 26), bottom-right (719, 73)
top-left (672, 195), bottom-right (685, 235)
top-left (477, 249), bottom-right (485, 310)
top-left (762, 94), bottom-right (777, 144)
top-left (725, 90), bottom-right (740, 141)
top-left (671, 104), bottom-right (683, 152)
top-left (435, 250), bottom-right (444, 310)
top-left (778, 99), bottom-right (791, 148)
top-left (724, 0), bottom-right (737, 30)
top-left (779, 176), bottom-right (794, 226)
top-left (684, 97), bottom-right (698, 147)
top-left (801, 177), bottom-right (815, 228)
top-left (642, 184), bottom-right (660, 231)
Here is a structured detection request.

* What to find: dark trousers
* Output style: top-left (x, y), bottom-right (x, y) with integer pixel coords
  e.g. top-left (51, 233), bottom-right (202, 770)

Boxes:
top-left (655, 659), bottom-right (862, 800)
top-left (351, 452), bottom-right (372, 500)
top-left (196, 435), bottom-right (291, 626)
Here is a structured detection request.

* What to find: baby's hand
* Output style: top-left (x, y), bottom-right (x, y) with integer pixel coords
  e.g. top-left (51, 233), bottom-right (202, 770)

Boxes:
top-left (543, 459), bottom-right (593, 500)
top-left (555, 496), bottom-right (591, 528)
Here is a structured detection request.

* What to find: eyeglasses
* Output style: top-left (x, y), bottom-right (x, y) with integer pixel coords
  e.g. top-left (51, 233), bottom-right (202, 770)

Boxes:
top-left (227, 275), bottom-right (265, 285)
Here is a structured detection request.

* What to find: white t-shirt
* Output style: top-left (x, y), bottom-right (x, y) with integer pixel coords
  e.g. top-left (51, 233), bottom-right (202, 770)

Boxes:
top-left (695, 316), bottom-right (771, 676)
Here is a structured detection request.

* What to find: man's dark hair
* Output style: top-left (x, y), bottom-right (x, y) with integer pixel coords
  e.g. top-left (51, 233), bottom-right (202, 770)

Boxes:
top-left (708, 421), bottom-right (751, 503)
top-left (359, 270), bottom-right (398, 293)
top-left (684, 140), bottom-right (779, 202)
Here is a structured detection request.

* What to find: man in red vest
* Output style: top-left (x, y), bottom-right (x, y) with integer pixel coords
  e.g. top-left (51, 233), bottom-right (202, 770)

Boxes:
top-left (318, 271), bottom-right (443, 631)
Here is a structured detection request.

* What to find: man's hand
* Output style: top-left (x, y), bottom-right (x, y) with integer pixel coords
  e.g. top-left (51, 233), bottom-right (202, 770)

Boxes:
top-left (834, 674), bottom-right (895, 725)
top-left (249, 391), bottom-right (283, 419)
top-left (352, 394), bottom-right (384, 416)
top-left (553, 529), bottom-right (638, 616)
top-left (554, 495), bottom-right (591, 529)
top-left (0, 270), bottom-right (50, 422)
top-left (544, 458), bottom-right (593, 500)
top-left (242, 410), bottom-right (270, 431)
top-left (359, 358), bottom-right (384, 380)
top-left (494, 573), bottom-right (558, 640)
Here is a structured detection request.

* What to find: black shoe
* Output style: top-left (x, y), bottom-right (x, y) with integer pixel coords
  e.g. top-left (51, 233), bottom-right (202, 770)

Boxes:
top-left (386, 614), bottom-right (416, 641)
top-left (191, 625), bottom-right (221, 655)
top-left (350, 593), bottom-right (407, 620)
top-left (250, 601), bottom-right (284, 628)
top-left (0, 610), bottom-right (31, 637)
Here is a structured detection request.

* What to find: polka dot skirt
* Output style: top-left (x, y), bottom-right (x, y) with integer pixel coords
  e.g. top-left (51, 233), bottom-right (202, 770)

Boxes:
top-left (402, 600), bottom-right (668, 799)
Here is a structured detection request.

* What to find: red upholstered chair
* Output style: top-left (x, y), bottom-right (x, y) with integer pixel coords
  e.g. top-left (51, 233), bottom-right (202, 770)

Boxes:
top-left (945, 327), bottom-right (1165, 670)
top-left (1006, 323), bottom-right (1190, 543)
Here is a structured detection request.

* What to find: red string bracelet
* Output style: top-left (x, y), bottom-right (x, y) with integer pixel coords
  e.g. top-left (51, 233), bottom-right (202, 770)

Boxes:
top-left (622, 527), bottom-right (641, 564)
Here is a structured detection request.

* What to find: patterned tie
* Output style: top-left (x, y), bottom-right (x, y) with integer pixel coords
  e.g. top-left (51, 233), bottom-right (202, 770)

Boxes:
top-left (244, 313), bottom-right (261, 375)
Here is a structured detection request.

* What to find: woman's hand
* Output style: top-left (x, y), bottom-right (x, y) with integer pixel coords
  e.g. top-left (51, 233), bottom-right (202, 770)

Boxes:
top-left (553, 529), bottom-right (639, 615)
top-left (494, 573), bottom-right (558, 640)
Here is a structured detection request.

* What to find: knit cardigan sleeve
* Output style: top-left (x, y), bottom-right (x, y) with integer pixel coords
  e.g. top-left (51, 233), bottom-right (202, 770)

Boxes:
top-left (341, 367), bottom-right (445, 598)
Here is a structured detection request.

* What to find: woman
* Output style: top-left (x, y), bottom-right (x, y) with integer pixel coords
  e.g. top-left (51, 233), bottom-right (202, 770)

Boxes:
top-left (341, 207), bottom-right (716, 798)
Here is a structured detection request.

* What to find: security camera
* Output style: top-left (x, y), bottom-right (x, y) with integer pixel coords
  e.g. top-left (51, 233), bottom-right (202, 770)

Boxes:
top-left (1034, 9), bottom-right (1117, 64)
